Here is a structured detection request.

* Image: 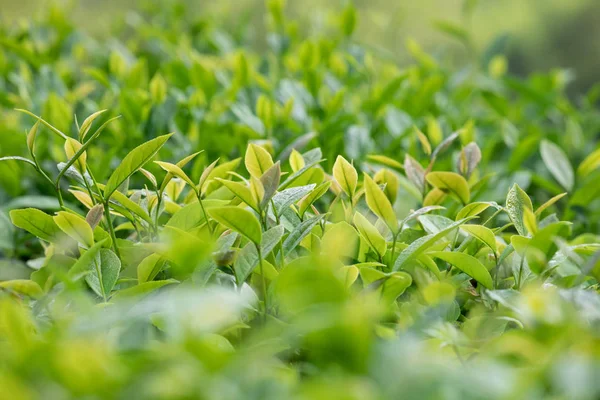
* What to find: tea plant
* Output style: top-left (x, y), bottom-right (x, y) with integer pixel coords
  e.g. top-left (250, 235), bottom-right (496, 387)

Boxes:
top-left (1, 107), bottom-right (600, 398)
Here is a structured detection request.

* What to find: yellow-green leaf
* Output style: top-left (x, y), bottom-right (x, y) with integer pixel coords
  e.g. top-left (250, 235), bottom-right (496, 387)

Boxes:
top-left (289, 149), bottom-right (305, 172)
top-left (245, 143), bottom-right (274, 178)
top-left (426, 171), bottom-right (470, 204)
top-left (429, 251), bottom-right (493, 289)
top-left (367, 154), bottom-right (404, 170)
top-left (298, 181), bottom-right (331, 217)
top-left (64, 137), bottom-right (87, 173)
top-left (333, 155), bottom-right (358, 197)
top-left (415, 126), bottom-right (432, 155)
top-left (577, 147), bottom-right (600, 178)
top-left (10, 208), bottom-right (63, 243)
top-left (363, 173), bottom-right (398, 232)
top-left (155, 161), bottom-right (195, 188)
top-left (137, 253), bottom-right (166, 284)
top-left (208, 206), bottom-right (262, 245)
top-left (461, 224), bottom-right (497, 254)
top-left (523, 207), bottom-right (537, 235)
top-left (505, 183), bottom-right (533, 236)
top-left (216, 178), bottom-right (259, 212)
top-left (54, 211), bottom-right (94, 247)
top-left (535, 193), bottom-right (567, 216)
top-left (0, 280), bottom-right (43, 297)
top-left (353, 212), bottom-right (387, 257)
top-left (79, 109), bottom-right (108, 140)
top-left (27, 120), bottom-right (40, 153)
top-left (104, 133), bottom-right (173, 199)
top-left (456, 202), bottom-right (496, 221)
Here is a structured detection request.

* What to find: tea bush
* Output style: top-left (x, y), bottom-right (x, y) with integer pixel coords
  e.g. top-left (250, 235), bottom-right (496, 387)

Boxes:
top-left (2, 2), bottom-right (600, 399)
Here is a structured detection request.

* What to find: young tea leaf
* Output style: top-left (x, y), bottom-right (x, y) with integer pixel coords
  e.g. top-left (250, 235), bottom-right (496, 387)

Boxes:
top-left (104, 133), bottom-right (173, 198)
top-left (364, 173), bottom-right (398, 232)
top-left (505, 183), bottom-right (533, 236)
top-left (208, 206), bottom-right (262, 245)
top-left (428, 251), bottom-right (493, 289)
top-left (333, 155), bottom-right (358, 197)
top-left (426, 171), bottom-right (470, 204)
top-left (540, 140), bottom-right (574, 191)
top-left (53, 211), bottom-right (94, 247)
top-left (9, 208), bottom-right (63, 243)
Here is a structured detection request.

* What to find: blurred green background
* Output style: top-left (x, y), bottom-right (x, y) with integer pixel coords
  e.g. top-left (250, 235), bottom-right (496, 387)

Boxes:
top-left (2, 0), bottom-right (598, 94)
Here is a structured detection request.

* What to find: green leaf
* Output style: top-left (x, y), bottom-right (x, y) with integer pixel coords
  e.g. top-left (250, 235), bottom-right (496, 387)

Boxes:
top-left (505, 183), bottom-right (533, 236)
top-left (68, 239), bottom-right (108, 281)
top-left (279, 158), bottom-right (323, 190)
top-left (85, 248), bottom-right (121, 300)
top-left (298, 181), bottom-right (331, 218)
top-left (0, 280), bottom-right (43, 297)
top-left (429, 251), bottom-right (493, 289)
top-left (245, 143), bottom-right (274, 178)
top-left (456, 202), bottom-right (498, 221)
top-left (364, 173), bottom-right (398, 232)
top-left (353, 212), bottom-right (386, 257)
top-left (367, 154), bottom-right (404, 170)
top-left (64, 138), bottom-right (87, 173)
top-left (53, 211), bottom-right (94, 247)
top-left (235, 224), bottom-right (284, 283)
top-left (540, 140), bottom-right (574, 191)
top-left (359, 267), bottom-right (412, 303)
top-left (9, 208), bottom-right (63, 242)
top-left (333, 155), bottom-right (358, 197)
top-left (137, 253), bottom-right (166, 284)
top-left (381, 272), bottom-right (413, 303)
top-left (27, 120), bottom-right (40, 154)
top-left (321, 221), bottom-right (359, 258)
top-left (426, 171), bottom-right (470, 204)
top-left (155, 161), bottom-right (196, 188)
top-left (272, 184), bottom-right (316, 217)
top-left (109, 190), bottom-right (152, 225)
top-left (577, 147), bottom-right (600, 178)
top-left (201, 158), bottom-right (241, 194)
top-left (217, 179), bottom-right (259, 212)
top-left (79, 109), bottom-right (108, 140)
top-left (415, 126), bottom-right (432, 155)
top-left (283, 214), bottom-right (325, 255)
top-left (393, 217), bottom-right (475, 271)
top-left (104, 133), bottom-right (173, 198)
top-left (535, 193), bottom-right (567, 216)
top-left (112, 279), bottom-right (177, 301)
top-left (166, 199), bottom-right (227, 231)
top-left (523, 207), bottom-right (538, 235)
top-left (461, 224), bottom-right (497, 254)
top-left (208, 206), bottom-right (262, 245)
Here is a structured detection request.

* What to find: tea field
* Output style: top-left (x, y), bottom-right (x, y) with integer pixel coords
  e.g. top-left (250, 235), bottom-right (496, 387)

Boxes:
top-left (1, 1), bottom-right (600, 399)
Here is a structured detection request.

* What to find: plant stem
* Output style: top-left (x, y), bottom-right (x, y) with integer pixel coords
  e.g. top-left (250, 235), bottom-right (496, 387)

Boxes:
top-left (256, 245), bottom-right (268, 320)
top-left (389, 231), bottom-right (400, 270)
top-left (103, 200), bottom-right (121, 260)
top-left (195, 190), bottom-right (214, 235)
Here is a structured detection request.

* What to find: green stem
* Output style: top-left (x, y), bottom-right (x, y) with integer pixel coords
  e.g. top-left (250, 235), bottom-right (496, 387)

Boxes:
top-left (256, 245), bottom-right (268, 320)
top-left (195, 189), bottom-right (214, 235)
top-left (103, 201), bottom-right (121, 260)
top-left (271, 200), bottom-right (285, 269)
top-left (389, 231), bottom-right (400, 271)
top-left (493, 252), bottom-right (499, 289)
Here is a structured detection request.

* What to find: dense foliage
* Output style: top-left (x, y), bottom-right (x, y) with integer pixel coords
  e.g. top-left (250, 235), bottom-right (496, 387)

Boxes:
top-left (2, 2), bottom-right (600, 399)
